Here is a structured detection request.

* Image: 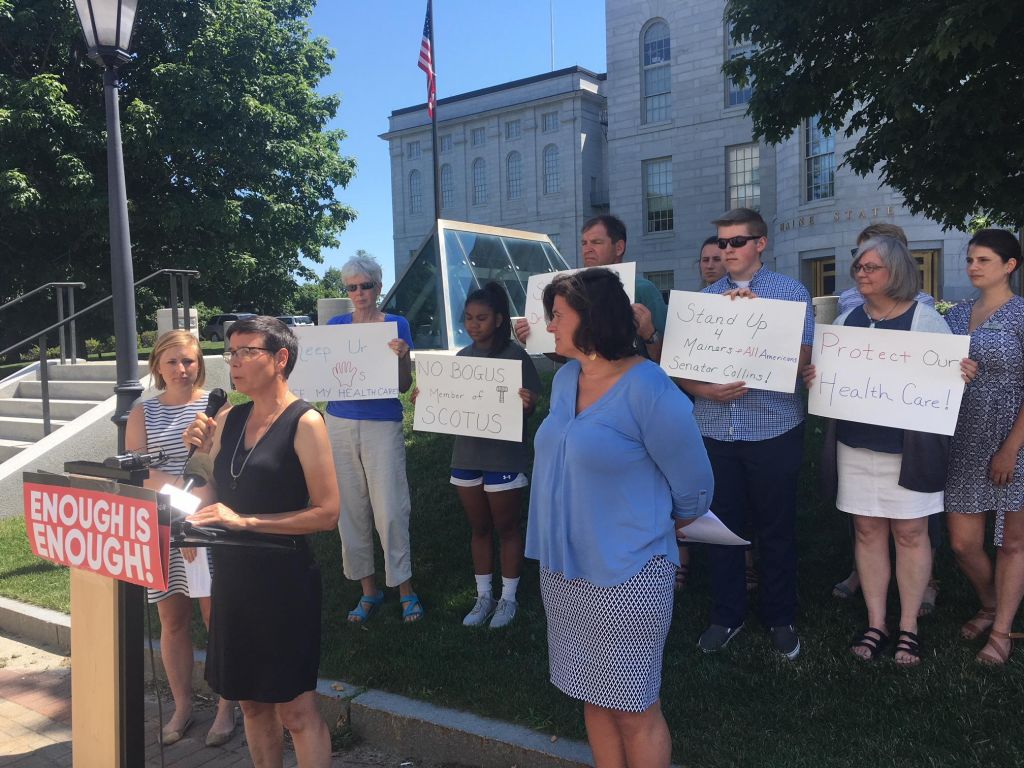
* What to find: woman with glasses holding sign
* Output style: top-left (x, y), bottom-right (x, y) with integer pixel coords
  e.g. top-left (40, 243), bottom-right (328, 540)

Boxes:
top-left (323, 255), bottom-right (423, 623)
top-left (805, 237), bottom-right (972, 667)
top-left (184, 316), bottom-right (340, 767)
top-left (527, 269), bottom-right (713, 767)
top-left (944, 229), bottom-right (1024, 665)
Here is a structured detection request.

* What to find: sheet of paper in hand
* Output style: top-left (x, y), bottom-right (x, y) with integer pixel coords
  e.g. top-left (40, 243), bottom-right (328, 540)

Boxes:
top-left (661, 291), bottom-right (806, 393)
top-left (413, 352), bottom-right (524, 443)
top-left (807, 324), bottom-right (968, 435)
top-left (289, 323), bottom-right (399, 401)
top-left (523, 263), bottom-right (636, 354)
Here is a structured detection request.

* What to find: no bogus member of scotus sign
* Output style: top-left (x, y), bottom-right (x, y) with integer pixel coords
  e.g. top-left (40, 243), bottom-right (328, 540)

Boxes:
top-left (289, 323), bottom-right (399, 401)
top-left (807, 325), bottom-right (969, 435)
top-left (23, 480), bottom-right (167, 590)
top-left (413, 352), bottom-right (524, 443)
top-left (523, 263), bottom-right (636, 355)
top-left (661, 291), bottom-right (806, 393)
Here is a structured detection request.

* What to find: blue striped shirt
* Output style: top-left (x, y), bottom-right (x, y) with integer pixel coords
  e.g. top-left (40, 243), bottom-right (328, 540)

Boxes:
top-left (692, 267), bottom-right (814, 441)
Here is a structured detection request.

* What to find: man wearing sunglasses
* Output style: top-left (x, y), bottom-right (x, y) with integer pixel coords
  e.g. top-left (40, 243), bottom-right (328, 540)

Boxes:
top-left (514, 214), bottom-right (668, 362)
top-left (674, 207), bottom-right (814, 661)
top-left (837, 223), bottom-right (936, 315)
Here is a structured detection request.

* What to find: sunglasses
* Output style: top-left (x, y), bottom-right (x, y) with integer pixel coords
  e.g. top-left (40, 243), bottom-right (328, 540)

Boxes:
top-left (345, 281), bottom-right (377, 292)
top-left (717, 235), bottom-right (761, 249)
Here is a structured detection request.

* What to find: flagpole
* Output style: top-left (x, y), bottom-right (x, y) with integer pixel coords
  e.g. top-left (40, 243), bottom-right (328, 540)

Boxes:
top-left (429, 0), bottom-right (440, 224)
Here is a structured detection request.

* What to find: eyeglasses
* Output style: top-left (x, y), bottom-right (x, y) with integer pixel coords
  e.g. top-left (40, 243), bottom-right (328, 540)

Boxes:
top-left (852, 263), bottom-right (887, 274)
top-left (717, 235), bottom-right (761, 249)
top-left (222, 346), bottom-right (271, 362)
top-left (345, 281), bottom-right (377, 292)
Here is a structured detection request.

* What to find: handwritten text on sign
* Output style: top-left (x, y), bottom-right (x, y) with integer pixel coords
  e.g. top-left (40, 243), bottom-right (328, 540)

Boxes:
top-left (22, 482), bottom-right (167, 591)
top-left (414, 352), bottom-right (524, 443)
top-left (524, 263), bottom-right (636, 355)
top-left (290, 323), bottom-right (399, 401)
top-left (661, 291), bottom-right (807, 393)
top-left (807, 325), bottom-right (969, 435)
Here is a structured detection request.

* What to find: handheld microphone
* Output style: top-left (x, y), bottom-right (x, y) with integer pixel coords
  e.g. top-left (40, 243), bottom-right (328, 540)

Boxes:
top-left (184, 387), bottom-right (227, 462)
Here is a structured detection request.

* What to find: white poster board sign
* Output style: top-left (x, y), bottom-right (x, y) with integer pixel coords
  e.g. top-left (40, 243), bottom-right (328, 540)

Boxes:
top-left (289, 323), bottom-right (399, 401)
top-left (807, 325), bottom-right (969, 435)
top-left (413, 352), bottom-right (524, 443)
top-left (661, 291), bottom-right (807, 393)
top-left (523, 263), bottom-right (637, 354)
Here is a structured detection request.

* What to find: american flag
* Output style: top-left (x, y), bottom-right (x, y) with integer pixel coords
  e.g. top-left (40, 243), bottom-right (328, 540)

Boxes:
top-left (418, 0), bottom-right (436, 118)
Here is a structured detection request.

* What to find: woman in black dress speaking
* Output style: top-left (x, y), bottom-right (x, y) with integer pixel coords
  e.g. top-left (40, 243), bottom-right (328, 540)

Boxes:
top-left (185, 316), bottom-right (339, 767)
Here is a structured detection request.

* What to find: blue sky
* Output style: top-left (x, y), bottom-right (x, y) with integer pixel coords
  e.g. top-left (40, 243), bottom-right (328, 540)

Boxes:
top-left (307, 1), bottom-right (606, 290)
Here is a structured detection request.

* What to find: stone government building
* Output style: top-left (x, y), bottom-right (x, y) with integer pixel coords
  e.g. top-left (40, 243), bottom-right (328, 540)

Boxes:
top-left (384, 0), bottom-right (973, 303)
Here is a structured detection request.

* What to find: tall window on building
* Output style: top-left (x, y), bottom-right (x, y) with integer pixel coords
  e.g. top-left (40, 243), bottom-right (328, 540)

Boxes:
top-left (471, 127), bottom-right (486, 147)
top-left (406, 141), bottom-right (421, 160)
top-left (541, 111), bottom-right (559, 132)
top-left (912, 249), bottom-right (941, 297)
top-left (440, 164), bottom-right (454, 209)
top-left (505, 119), bottom-right (521, 140)
top-left (440, 134), bottom-right (452, 153)
top-left (472, 158), bottom-right (487, 205)
top-left (810, 257), bottom-right (836, 297)
top-left (645, 270), bottom-right (675, 303)
top-left (727, 144), bottom-right (760, 210)
top-left (543, 144), bottom-right (560, 195)
top-left (506, 152), bottom-right (522, 200)
top-left (641, 20), bottom-right (671, 124)
top-left (726, 23), bottom-right (754, 106)
top-left (643, 158), bottom-right (673, 233)
top-left (409, 169), bottom-right (422, 215)
top-left (804, 116), bottom-right (835, 201)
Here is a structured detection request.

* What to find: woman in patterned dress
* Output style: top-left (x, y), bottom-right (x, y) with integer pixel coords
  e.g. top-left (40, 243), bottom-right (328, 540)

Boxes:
top-left (945, 229), bottom-right (1024, 665)
top-left (526, 269), bottom-right (713, 767)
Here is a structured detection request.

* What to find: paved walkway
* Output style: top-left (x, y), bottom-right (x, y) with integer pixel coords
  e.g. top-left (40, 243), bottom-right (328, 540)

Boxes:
top-left (0, 634), bottom-right (438, 768)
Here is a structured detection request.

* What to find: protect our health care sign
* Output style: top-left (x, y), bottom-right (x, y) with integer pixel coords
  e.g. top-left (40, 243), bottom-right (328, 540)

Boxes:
top-left (661, 291), bottom-right (807, 393)
top-left (289, 323), bottom-right (399, 401)
top-left (23, 480), bottom-right (168, 591)
top-left (807, 325), bottom-right (969, 435)
top-left (523, 263), bottom-right (636, 355)
top-left (414, 352), bottom-right (524, 443)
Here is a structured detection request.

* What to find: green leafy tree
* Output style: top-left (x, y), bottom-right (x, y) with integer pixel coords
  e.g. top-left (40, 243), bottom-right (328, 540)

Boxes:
top-left (723, 1), bottom-right (1024, 229)
top-left (0, 0), bottom-right (355, 351)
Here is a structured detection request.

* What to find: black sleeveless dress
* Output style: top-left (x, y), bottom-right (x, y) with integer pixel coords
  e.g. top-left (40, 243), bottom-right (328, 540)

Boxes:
top-left (206, 400), bottom-right (322, 703)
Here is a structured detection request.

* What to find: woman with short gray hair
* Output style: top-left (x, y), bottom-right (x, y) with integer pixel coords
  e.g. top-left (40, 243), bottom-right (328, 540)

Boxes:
top-left (804, 236), bottom-right (970, 666)
top-left (324, 255), bottom-right (424, 622)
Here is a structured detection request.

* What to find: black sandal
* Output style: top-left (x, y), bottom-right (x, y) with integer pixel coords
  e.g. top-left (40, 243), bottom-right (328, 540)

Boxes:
top-left (894, 630), bottom-right (923, 668)
top-left (849, 627), bottom-right (889, 661)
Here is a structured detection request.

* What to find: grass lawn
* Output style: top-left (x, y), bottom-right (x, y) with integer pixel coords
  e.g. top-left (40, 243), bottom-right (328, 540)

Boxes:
top-left (1, 375), bottom-right (1022, 766)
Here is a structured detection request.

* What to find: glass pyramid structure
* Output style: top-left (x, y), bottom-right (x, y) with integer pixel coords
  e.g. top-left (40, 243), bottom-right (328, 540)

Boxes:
top-left (381, 219), bottom-right (570, 351)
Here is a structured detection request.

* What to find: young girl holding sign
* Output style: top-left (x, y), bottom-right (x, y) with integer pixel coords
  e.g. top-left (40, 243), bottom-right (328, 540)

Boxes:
top-left (447, 283), bottom-right (542, 628)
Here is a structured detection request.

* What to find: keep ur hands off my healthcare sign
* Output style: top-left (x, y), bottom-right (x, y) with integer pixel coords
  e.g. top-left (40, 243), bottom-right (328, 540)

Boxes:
top-left (661, 291), bottom-right (806, 393)
top-left (523, 263), bottom-right (636, 355)
top-left (413, 352), bottom-right (524, 443)
top-left (23, 480), bottom-right (167, 591)
top-left (808, 325), bottom-right (969, 435)
top-left (289, 323), bottom-right (399, 401)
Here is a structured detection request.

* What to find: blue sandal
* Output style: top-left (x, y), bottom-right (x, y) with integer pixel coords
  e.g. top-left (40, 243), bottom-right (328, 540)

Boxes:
top-left (348, 590), bottom-right (384, 623)
top-left (400, 593), bottom-right (425, 623)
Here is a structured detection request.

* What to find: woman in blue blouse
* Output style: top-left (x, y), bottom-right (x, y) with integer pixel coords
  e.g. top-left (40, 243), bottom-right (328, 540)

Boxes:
top-left (526, 269), bottom-right (714, 768)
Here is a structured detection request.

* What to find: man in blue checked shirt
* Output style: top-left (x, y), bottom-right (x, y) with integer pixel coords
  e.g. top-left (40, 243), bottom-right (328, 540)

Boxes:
top-left (675, 208), bottom-right (814, 661)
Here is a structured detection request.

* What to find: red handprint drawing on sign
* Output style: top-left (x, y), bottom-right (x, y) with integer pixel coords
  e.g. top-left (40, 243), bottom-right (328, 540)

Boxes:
top-left (333, 360), bottom-right (360, 388)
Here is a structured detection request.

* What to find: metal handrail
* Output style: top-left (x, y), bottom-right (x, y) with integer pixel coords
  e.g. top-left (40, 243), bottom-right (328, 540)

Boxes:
top-left (0, 282), bottom-right (85, 313)
top-left (1, 282), bottom-right (87, 364)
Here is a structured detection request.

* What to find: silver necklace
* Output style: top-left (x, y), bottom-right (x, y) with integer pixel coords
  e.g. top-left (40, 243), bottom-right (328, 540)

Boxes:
top-left (866, 300), bottom-right (901, 328)
top-left (228, 405), bottom-right (284, 490)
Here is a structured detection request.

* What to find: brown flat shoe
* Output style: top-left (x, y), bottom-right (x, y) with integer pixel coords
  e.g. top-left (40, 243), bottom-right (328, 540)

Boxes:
top-left (960, 607), bottom-right (996, 640)
top-left (976, 630), bottom-right (1024, 666)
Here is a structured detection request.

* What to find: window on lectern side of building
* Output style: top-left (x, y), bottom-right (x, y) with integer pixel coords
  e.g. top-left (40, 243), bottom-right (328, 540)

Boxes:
top-left (804, 116), bottom-right (835, 201)
top-left (543, 144), bottom-right (560, 195)
top-left (471, 127), bottom-right (486, 147)
top-left (406, 141), bottom-right (421, 160)
top-left (645, 270), bottom-right (675, 303)
top-left (643, 158), bottom-right (673, 233)
top-left (472, 158), bottom-right (487, 205)
top-left (440, 134), bottom-right (452, 153)
top-left (541, 111), bottom-right (559, 133)
top-left (642, 19), bottom-right (671, 124)
top-left (505, 119), bottom-right (521, 140)
top-left (409, 169), bottom-right (423, 215)
top-left (727, 143), bottom-right (761, 211)
top-left (726, 23), bottom-right (754, 107)
top-left (440, 164), bottom-right (454, 209)
top-left (506, 151), bottom-right (523, 200)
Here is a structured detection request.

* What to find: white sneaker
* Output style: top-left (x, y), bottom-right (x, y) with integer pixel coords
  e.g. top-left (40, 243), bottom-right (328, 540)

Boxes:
top-left (488, 598), bottom-right (518, 629)
top-left (463, 594), bottom-right (497, 626)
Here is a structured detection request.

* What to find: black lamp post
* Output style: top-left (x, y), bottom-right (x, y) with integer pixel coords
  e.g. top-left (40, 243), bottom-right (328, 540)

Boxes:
top-left (73, 0), bottom-right (142, 453)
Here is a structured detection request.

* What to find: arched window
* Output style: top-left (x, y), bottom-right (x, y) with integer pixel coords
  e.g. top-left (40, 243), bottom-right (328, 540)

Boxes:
top-left (642, 20), bottom-right (671, 124)
top-left (472, 158), bottom-right (487, 205)
top-left (440, 164), bottom-right (454, 209)
top-left (506, 151), bottom-right (522, 200)
top-left (409, 169), bottom-right (422, 215)
top-left (543, 145), bottom-right (559, 195)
